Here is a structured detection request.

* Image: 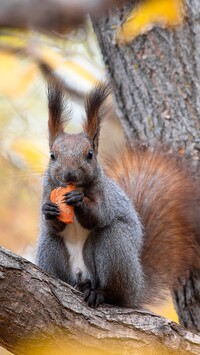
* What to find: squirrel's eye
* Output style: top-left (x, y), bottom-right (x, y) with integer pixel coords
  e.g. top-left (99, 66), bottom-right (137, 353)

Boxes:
top-left (50, 152), bottom-right (56, 160)
top-left (87, 149), bottom-right (93, 160)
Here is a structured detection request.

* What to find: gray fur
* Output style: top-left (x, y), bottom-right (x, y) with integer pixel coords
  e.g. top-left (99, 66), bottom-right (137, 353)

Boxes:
top-left (37, 81), bottom-right (144, 307)
top-left (37, 160), bottom-right (144, 307)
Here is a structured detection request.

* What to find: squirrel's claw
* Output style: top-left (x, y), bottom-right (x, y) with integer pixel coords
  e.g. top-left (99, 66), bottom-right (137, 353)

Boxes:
top-left (42, 202), bottom-right (60, 219)
top-left (76, 278), bottom-right (104, 308)
top-left (63, 190), bottom-right (84, 206)
top-left (84, 288), bottom-right (105, 308)
top-left (76, 278), bottom-right (91, 293)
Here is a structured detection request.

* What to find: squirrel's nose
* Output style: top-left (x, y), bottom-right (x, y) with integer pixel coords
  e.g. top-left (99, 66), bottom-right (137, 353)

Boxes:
top-left (63, 171), bottom-right (77, 183)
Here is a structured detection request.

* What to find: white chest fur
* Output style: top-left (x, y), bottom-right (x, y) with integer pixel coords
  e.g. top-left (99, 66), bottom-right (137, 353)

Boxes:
top-left (60, 218), bottom-right (90, 282)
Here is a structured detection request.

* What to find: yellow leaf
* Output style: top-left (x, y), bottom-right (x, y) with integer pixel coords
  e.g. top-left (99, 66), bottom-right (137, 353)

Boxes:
top-left (117, 0), bottom-right (185, 44)
top-left (0, 29), bottom-right (29, 49)
top-left (11, 139), bottom-right (48, 173)
top-left (0, 52), bottom-right (38, 98)
top-left (37, 47), bottom-right (98, 84)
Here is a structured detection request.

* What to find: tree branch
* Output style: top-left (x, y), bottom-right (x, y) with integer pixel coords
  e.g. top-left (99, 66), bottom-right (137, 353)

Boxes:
top-left (0, 0), bottom-right (125, 33)
top-left (0, 247), bottom-right (200, 355)
top-left (0, 0), bottom-right (106, 33)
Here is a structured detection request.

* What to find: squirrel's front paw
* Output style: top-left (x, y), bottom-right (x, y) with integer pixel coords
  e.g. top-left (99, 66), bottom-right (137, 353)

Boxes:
top-left (63, 190), bottom-right (84, 207)
top-left (42, 202), bottom-right (60, 220)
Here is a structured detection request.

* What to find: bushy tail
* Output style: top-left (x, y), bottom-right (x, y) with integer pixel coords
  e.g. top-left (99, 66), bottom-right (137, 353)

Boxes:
top-left (103, 144), bottom-right (200, 303)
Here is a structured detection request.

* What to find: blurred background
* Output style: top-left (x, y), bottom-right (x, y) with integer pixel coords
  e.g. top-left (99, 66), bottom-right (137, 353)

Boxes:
top-left (0, 21), bottom-right (105, 260)
top-left (0, 17), bottom-right (178, 355)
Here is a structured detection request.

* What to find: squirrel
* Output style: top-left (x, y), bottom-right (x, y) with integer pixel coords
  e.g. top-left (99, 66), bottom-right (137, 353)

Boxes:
top-left (37, 80), bottom-right (200, 308)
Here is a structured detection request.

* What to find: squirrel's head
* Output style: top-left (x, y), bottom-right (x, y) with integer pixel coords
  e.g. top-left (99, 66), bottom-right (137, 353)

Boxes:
top-left (47, 80), bottom-right (111, 187)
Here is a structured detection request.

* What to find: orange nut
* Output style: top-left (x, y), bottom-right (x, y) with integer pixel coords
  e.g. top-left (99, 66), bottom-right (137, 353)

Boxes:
top-left (50, 184), bottom-right (76, 224)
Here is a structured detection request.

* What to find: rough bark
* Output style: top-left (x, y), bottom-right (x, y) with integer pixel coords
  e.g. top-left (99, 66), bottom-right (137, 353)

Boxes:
top-left (0, 246), bottom-right (200, 355)
top-left (173, 271), bottom-right (200, 333)
top-left (93, 0), bottom-right (200, 151)
top-left (92, 0), bottom-right (200, 333)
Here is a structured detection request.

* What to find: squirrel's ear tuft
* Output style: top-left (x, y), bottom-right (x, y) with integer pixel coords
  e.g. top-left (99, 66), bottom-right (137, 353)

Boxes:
top-left (84, 82), bottom-right (111, 152)
top-left (47, 79), bottom-right (70, 147)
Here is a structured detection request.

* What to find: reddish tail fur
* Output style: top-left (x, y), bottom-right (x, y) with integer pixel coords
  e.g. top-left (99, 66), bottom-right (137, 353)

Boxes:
top-left (104, 145), bottom-right (200, 302)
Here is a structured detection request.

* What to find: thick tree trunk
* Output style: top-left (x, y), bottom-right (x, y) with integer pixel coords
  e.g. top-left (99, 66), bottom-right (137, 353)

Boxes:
top-left (92, 0), bottom-right (200, 333)
top-left (1, 246), bottom-right (200, 355)
top-left (93, 0), bottom-right (200, 152)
